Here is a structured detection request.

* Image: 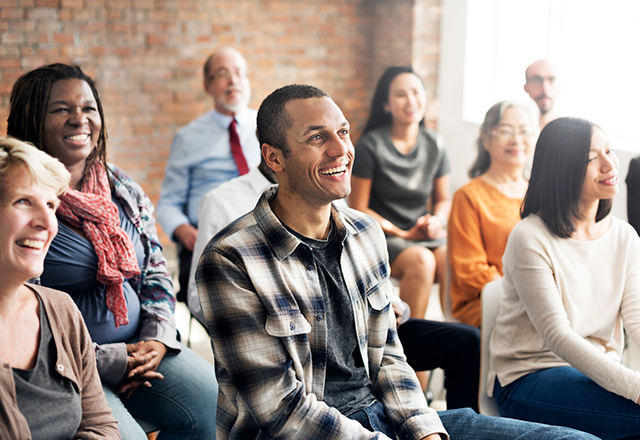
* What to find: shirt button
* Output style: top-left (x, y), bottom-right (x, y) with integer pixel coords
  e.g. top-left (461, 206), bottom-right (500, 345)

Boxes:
top-left (316, 315), bottom-right (323, 321)
top-left (290, 324), bottom-right (295, 331)
top-left (316, 362), bottom-right (324, 368)
top-left (56, 364), bottom-right (64, 372)
top-left (307, 264), bottom-right (314, 271)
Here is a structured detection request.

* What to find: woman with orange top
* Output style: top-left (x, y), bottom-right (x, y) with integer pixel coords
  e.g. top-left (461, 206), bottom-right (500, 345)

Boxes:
top-left (448, 101), bottom-right (534, 327)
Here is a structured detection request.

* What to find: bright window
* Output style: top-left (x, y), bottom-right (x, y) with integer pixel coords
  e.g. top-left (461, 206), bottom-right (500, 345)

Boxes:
top-left (463, 0), bottom-right (640, 151)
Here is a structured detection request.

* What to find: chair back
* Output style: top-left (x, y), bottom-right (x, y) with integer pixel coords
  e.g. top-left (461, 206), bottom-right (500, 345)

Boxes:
top-left (479, 280), bottom-right (502, 416)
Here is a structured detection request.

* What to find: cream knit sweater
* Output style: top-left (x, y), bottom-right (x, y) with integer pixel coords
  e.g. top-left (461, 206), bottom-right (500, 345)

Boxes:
top-left (489, 214), bottom-right (640, 403)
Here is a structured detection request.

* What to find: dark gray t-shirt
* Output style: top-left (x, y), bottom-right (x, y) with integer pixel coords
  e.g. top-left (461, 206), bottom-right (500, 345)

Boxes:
top-left (13, 294), bottom-right (82, 440)
top-left (352, 125), bottom-right (451, 231)
top-left (287, 222), bottom-right (376, 416)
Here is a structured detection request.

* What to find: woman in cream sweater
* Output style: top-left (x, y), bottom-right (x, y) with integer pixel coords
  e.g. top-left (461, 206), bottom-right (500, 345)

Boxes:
top-left (489, 117), bottom-right (640, 439)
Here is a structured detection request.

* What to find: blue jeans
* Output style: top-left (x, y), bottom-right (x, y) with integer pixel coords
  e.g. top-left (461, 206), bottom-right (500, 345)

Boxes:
top-left (104, 342), bottom-right (218, 440)
top-left (349, 401), bottom-right (598, 439)
top-left (494, 366), bottom-right (640, 440)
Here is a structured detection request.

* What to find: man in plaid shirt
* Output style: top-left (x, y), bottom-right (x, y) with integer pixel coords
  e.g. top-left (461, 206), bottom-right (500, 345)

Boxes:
top-left (196, 84), bottom-right (597, 440)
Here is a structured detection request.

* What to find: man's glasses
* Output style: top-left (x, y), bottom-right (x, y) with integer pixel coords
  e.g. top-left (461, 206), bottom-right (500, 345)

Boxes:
top-left (526, 75), bottom-right (556, 86)
top-left (208, 68), bottom-right (251, 82)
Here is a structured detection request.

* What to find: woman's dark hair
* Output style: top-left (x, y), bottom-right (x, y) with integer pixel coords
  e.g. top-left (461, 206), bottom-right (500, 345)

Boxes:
top-left (363, 66), bottom-right (425, 134)
top-left (521, 117), bottom-right (612, 238)
top-left (7, 63), bottom-right (108, 176)
top-left (469, 100), bottom-right (529, 178)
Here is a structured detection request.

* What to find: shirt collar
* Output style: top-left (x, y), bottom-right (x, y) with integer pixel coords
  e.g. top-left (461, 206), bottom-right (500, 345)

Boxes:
top-left (254, 186), bottom-right (357, 261)
top-left (210, 106), bottom-right (251, 130)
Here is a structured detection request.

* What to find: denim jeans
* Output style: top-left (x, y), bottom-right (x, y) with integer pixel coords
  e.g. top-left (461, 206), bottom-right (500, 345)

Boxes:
top-left (494, 366), bottom-right (640, 440)
top-left (348, 401), bottom-right (396, 438)
top-left (349, 401), bottom-right (598, 439)
top-left (104, 342), bottom-right (218, 440)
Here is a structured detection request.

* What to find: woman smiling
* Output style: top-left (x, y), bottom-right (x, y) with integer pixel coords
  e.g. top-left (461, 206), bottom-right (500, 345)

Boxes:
top-left (350, 66), bottom-right (450, 320)
top-left (448, 101), bottom-right (534, 327)
top-left (0, 138), bottom-right (118, 439)
top-left (7, 64), bottom-right (217, 440)
top-left (489, 117), bottom-right (640, 438)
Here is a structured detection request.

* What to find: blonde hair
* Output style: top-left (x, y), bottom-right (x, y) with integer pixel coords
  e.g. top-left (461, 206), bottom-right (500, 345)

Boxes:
top-left (0, 137), bottom-right (70, 198)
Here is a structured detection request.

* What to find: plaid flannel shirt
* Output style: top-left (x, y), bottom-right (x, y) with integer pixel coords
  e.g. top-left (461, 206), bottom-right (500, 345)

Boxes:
top-left (196, 186), bottom-right (446, 440)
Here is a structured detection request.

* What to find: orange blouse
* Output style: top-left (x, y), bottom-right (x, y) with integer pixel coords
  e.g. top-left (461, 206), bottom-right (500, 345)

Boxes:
top-left (448, 177), bottom-right (523, 327)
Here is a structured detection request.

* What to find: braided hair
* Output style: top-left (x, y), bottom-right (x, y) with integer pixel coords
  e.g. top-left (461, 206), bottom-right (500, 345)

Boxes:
top-left (7, 63), bottom-right (108, 177)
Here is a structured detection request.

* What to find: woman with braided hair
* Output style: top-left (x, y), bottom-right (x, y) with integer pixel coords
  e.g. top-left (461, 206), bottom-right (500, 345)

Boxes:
top-left (7, 63), bottom-right (218, 440)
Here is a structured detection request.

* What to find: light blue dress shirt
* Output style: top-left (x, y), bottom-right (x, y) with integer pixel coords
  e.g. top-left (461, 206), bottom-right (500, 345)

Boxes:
top-left (156, 107), bottom-right (260, 239)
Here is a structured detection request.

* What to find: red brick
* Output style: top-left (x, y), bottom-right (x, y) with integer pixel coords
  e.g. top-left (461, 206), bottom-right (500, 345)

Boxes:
top-left (36, 0), bottom-right (59, 5)
top-left (0, 82), bottom-right (14, 93)
top-left (2, 8), bottom-right (24, 18)
top-left (53, 32), bottom-right (74, 43)
top-left (147, 33), bottom-right (166, 45)
top-left (133, 0), bottom-right (153, 9)
top-left (1, 32), bottom-right (24, 44)
top-left (88, 45), bottom-right (107, 55)
top-left (61, 0), bottom-right (82, 7)
top-left (37, 47), bottom-right (61, 56)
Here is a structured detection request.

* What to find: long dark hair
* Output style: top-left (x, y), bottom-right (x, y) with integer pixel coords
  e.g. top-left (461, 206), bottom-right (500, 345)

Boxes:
top-left (468, 101), bottom-right (529, 178)
top-left (521, 117), bottom-right (612, 238)
top-left (7, 63), bottom-right (108, 176)
top-left (363, 66), bottom-right (425, 134)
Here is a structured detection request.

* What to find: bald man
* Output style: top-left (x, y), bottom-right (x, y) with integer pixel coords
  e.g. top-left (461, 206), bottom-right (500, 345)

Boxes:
top-left (157, 47), bottom-right (261, 302)
top-left (524, 59), bottom-right (560, 130)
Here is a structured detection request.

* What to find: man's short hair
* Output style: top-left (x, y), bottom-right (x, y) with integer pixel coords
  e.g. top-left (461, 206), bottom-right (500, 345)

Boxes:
top-left (257, 84), bottom-right (330, 158)
top-left (203, 54), bottom-right (215, 82)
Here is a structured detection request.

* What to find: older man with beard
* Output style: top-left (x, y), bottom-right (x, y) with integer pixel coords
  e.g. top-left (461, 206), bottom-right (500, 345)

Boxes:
top-left (158, 47), bottom-right (260, 302)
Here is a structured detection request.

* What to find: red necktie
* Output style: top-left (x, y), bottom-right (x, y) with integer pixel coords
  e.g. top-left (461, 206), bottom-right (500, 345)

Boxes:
top-left (229, 119), bottom-right (249, 176)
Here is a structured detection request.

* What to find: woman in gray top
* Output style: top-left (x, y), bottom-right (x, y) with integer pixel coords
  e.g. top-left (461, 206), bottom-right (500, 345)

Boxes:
top-left (0, 138), bottom-right (119, 439)
top-left (350, 66), bottom-right (451, 321)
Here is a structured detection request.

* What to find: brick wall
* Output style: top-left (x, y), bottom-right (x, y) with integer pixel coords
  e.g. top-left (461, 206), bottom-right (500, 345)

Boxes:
top-left (0, 0), bottom-right (441, 246)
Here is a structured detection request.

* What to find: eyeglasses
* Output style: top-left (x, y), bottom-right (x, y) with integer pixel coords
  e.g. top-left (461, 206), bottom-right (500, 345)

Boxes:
top-left (526, 75), bottom-right (556, 86)
top-left (491, 128), bottom-right (534, 140)
top-left (208, 68), bottom-right (251, 82)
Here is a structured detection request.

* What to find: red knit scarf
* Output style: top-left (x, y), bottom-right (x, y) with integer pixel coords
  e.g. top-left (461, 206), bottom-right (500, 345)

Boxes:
top-left (57, 162), bottom-right (140, 328)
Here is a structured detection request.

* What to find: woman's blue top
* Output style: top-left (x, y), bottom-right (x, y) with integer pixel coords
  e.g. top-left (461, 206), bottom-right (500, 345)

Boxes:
top-left (41, 195), bottom-right (145, 345)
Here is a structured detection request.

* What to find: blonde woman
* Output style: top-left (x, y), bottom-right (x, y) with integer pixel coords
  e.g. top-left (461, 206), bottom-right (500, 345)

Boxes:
top-left (0, 138), bottom-right (118, 439)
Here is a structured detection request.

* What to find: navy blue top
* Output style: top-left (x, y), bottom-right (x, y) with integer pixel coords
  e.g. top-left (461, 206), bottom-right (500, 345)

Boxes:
top-left (41, 195), bottom-right (144, 344)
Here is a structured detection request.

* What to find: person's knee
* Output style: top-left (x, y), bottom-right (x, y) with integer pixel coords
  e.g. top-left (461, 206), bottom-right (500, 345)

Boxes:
top-left (455, 324), bottom-right (481, 358)
top-left (398, 247), bottom-right (436, 278)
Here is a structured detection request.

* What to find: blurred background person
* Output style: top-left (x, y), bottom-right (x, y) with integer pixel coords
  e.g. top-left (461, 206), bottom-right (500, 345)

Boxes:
top-left (523, 59), bottom-right (560, 130)
top-left (157, 48), bottom-right (260, 304)
top-left (7, 63), bottom-right (218, 440)
top-left (490, 117), bottom-right (640, 438)
top-left (626, 154), bottom-right (640, 235)
top-left (350, 66), bottom-right (450, 319)
top-left (0, 137), bottom-right (118, 439)
top-left (448, 101), bottom-right (534, 327)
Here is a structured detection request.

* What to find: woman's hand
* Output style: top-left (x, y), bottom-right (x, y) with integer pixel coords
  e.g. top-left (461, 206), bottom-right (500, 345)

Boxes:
top-left (401, 215), bottom-right (447, 241)
top-left (117, 340), bottom-right (167, 398)
top-left (418, 214), bottom-right (447, 240)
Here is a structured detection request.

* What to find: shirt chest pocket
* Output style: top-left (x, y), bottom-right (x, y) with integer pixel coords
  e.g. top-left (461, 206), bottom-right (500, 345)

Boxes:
top-left (265, 312), bottom-right (312, 337)
top-left (366, 284), bottom-right (390, 311)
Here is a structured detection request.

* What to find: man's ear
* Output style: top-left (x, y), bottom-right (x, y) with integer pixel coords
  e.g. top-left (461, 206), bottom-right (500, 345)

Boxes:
top-left (523, 82), bottom-right (530, 95)
top-left (262, 143), bottom-right (284, 173)
top-left (204, 78), bottom-right (213, 96)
